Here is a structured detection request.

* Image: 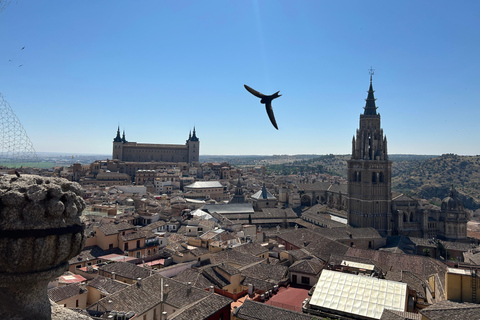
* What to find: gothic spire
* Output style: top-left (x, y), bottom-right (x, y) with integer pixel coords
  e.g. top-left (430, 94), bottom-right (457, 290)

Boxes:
top-left (364, 69), bottom-right (378, 116)
top-left (122, 130), bottom-right (127, 143)
top-left (114, 126), bottom-right (122, 142)
top-left (190, 126), bottom-right (199, 141)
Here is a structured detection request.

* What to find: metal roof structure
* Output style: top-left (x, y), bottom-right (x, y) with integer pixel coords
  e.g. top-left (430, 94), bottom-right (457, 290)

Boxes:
top-left (185, 181), bottom-right (223, 189)
top-left (309, 270), bottom-right (407, 320)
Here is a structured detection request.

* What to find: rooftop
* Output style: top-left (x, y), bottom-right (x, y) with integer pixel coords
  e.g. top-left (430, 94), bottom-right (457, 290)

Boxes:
top-left (309, 270), bottom-right (407, 320)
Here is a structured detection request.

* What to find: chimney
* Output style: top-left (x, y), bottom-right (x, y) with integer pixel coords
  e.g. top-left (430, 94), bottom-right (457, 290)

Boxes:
top-left (136, 278), bottom-right (142, 287)
top-left (187, 281), bottom-right (192, 294)
top-left (164, 284), bottom-right (170, 295)
top-left (161, 311), bottom-right (168, 320)
top-left (111, 272), bottom-right (116, 280)
top-left (209, 285), bottom-right (214, 293)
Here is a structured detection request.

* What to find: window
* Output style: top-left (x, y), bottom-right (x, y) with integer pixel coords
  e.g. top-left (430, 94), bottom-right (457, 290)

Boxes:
top-left (301, 276), bottom-right (310, 285)
top-left (136, 251), bottom-right (141, 258)
top-left (124, 243), bottom-right (129, 251)
top-left (76, 300), bottom-right (79, 307)
top-left (137, 240), bottom-right (140, 248)
top-left (109, 244), bottom-right (113, 250)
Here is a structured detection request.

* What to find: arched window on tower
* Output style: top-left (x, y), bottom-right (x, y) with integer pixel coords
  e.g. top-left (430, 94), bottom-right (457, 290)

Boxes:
top-left (353, 171), bottom-right (357, 182)
top-left (403, 213), bottom-right (407, 223)
top-left (372, 172), bottom-right (377, 183)
top-left (379, 172), bottom-right (384, 183)
top-left (409, 212), bottom-right (414, 222)
top-left (358, 172), bottom-right (361, 182)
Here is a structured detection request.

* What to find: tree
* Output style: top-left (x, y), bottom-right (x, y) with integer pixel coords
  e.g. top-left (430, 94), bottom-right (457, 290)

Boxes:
top-left (423, 248), bottom-right (430, 257)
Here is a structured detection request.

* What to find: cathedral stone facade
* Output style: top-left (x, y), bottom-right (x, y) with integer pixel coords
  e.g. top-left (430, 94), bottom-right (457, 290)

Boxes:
top-left (112, 127), bottom-right (199, 164)
top-left (347, 76), bottom-right (467, 240)
top-left (347, 75), bottom-right (392, 236)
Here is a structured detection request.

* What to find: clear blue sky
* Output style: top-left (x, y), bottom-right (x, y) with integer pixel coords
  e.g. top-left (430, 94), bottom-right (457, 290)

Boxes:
top-left (1, 1), bottom-right (479, 156)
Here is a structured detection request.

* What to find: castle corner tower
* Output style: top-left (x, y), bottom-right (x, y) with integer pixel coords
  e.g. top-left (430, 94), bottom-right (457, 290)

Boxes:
top-left (347, 71), bottom-right (392, 236)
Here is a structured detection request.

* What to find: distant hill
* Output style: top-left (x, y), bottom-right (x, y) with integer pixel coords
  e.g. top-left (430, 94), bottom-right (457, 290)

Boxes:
top-left (261, 153), bottom-right (480, 211)
top-left (392, 154), bottom-right (480, 210)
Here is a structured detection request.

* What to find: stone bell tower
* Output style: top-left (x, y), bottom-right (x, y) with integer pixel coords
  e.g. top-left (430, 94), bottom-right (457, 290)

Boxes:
top-left (347, 70), bottom-right (392, 236)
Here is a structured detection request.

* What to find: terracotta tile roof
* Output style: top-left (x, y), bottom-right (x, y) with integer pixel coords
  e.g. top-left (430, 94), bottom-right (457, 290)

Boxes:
top-left (240, 263), bottom-right (288, 282)
top-left (87, 274), bottom-right (231, 316)
top-left (98, 261), bottom-right (152, 280)
top-left (98, 221), bottom-right (135, 236)
top-left (172, 268), bottom-right (213, 290)
top-left (289, 259), bottom-right (323, 275)
top-left (48, 283), bottom-right (87, 303)
top-left (140, 220), bottom-right (166, 231)
top-left (169, 294), bottom-right (230, 320)
top-left (235, 299), bottom-right (316, 320)
top-left (208, 249), bottom-right (264, 267)
top-left (201, 265), bottom-right (231, 288)
top-left (305, 237), bottom-right (350, 262)
top-left (380, 309), bottom-right (421, 320)
top-left (419, 300), bottom-right (480, 320)
top-left (346, 247), bottom-right (448, 288)
top-left (232, 242), bottom-right (269, 256)
top-left (385, 271), bottom-right (428, 299)
top-left (86, 276), bottom-right (129, 295)
top-left (68, 245), bottom-right (123, 265)
top-left (314, 226), bottom-right (382, 240)
top-left (241, 276), bottom-right (276, 292)
top-left (121, 230), bottom-right (155, 241)
top-left (288, 249), bottom-right (312, 261)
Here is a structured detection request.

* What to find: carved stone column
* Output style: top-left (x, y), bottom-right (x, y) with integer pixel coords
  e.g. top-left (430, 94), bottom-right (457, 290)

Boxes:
top-left (0, 175), bottom-right (86, 319)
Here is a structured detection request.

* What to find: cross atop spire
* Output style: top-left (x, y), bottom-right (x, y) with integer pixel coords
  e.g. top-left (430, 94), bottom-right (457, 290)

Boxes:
top-left (369, 66), bottom-right (375, 82)
top-left (364, 68), bottom-right (378, 116)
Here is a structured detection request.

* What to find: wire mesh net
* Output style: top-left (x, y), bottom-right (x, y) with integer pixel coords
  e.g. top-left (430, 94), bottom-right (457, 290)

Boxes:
top-left (0, 93), bottom-right (38, 166)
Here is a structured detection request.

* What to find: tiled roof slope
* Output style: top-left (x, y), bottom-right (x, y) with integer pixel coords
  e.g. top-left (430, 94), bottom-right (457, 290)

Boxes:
top-left (380, 309), bottom-right (421, 320)
top-left (68, 245), bottom-right (123, 265)
top-left (232, 242), bottom-right (269, 256)
top-left (98, 221), bottom-right (135, 236)
top-left (169, 294), bottom-right (230, 320)
top-left (98, 261), bottom-right (151, 280)
top-left (172, 268), bottom-right (213, 289)
top-left (48, 283), bottom-right (86, 303)
top-left (240, 263), bottom-right (288, 282)
top-left (235, 299), bottom-right (316, 320)
top-left (86, 276), bottom-right (129, 295)
top-left (88, 274), bottom-right (231, 316)
top-left (419, 300), bottom-right (480, 320)
top-left (289, 259), bottom-right (323, 275)
top-left (346, 247), bottom-right (448, 288)
top-left (208, 249), bottom-right (264, 267)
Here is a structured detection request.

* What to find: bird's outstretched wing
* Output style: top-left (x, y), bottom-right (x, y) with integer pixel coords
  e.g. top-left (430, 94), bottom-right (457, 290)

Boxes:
top-left (265, 103), bottom-right (278, 130)
top-left (244, 84), bottom-right (266, 98)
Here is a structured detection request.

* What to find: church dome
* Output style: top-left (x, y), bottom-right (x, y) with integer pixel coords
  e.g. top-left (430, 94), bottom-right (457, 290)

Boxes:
top-left (441, 187), bottom-right (464, 212)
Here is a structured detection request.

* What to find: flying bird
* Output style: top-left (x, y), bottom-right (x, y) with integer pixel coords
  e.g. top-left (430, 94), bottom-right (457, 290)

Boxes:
top-left (244, 84), bottom-right (281, 130)
top-left (21, 46), bottom-right (25, 50)
top-left (18, 64), bottom-right (22, 67)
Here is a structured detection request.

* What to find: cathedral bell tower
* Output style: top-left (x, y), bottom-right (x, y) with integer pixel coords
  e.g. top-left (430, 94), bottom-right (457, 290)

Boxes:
top-left (347, 71), bottom-right (392, 236)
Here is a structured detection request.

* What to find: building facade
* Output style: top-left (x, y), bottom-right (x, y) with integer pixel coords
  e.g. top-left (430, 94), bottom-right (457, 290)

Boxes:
top-left (347, 74), bottom-right (392, 236)
top-left (347, 75), bottom-right (467, 241)
top-left (112, 127), bottom-right (199, 164)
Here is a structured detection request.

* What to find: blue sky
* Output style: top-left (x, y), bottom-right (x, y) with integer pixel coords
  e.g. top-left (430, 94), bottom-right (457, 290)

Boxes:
top-left (1, 1), bottom-right (479, 156)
